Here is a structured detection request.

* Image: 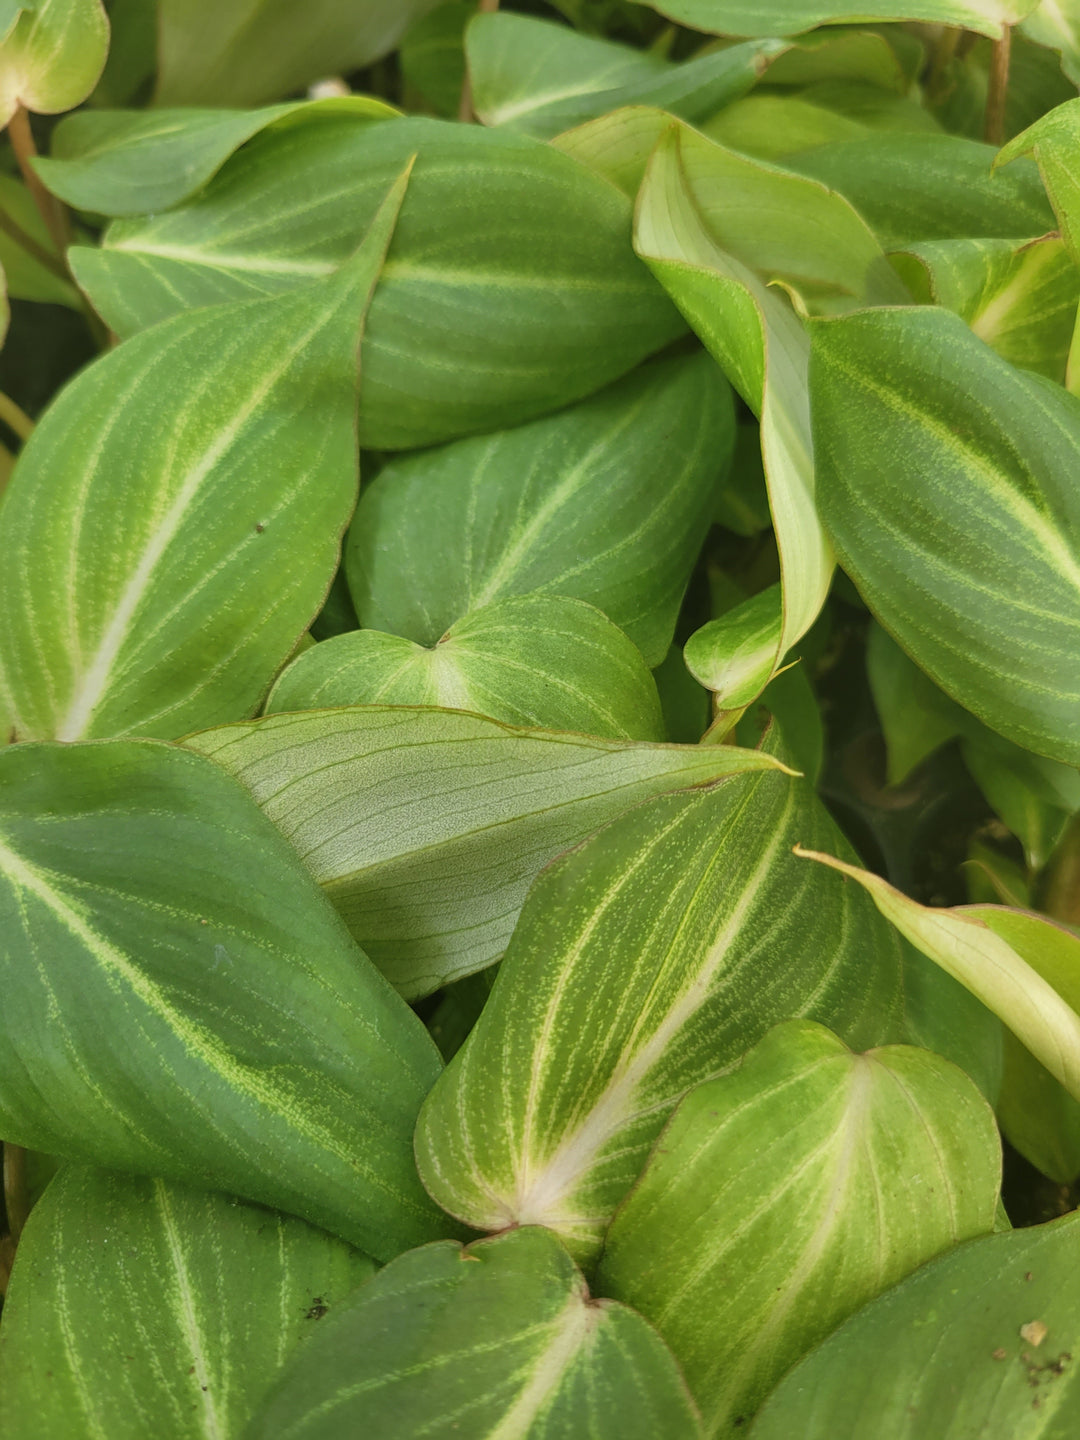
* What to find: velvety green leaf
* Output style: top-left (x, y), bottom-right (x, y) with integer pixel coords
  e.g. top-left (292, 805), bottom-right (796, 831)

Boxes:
top-left (0, 171), bottom-right (407, 744)
top-left (0, 174), bottom-right (79, 306)
top-left (627, 1), bottom-right (1038, 37)
top-left (267, 596), bottom-right (665, 742)
top-left (68, 114), bottom-right (685, 449)
top-left (683, 584), bottom-right (783, 723)
top-left (155, 0), bottom-right (442, 107)
top-left (415, 732), bottom-right (905, 1264)
top-left (400, 0), bottom-right (471, 117)
top-left (186, 705), bottom-right (785, 1000)
top-left (791, 133), bottom-right (1055, 247)
top-left (798, 847), bottom-right (1080, 1104)
top-left (34, 96), bottom-right (397, 217)
top-left (345, 351), bottom-right (730, 668)
top-left (598, 1020), bottom-right (1001, 1438)
top-left (245, 1227), bottom-right (703, 1440)
top-left (750, 1211), bottom-right (1080, 1440)
top-left (654, 645), bottom-right (711, 744)
top-left (90, 0), bottom-right (154, 107)
top-left (891, 235), bottom-right (1080, 383)
top-left (0, 739), bottom-right (449, 1260)
top-left (811, 306), bottom-right (1080, 766)
top-left (999, 1029), bottom-right (1080, 1184)
top-left (0, 0), bottom-right (107, 123)
top-left (1023, 1), bottom-right (1080, 88)
top-left (701, 92), bottom-right (885, 161)
top-left (468, 11), bottom-right (779, 139)
top-left (0, 1167), bottom-right (376, 1439)
top-left (998, 100), bottom-right (1080, 267)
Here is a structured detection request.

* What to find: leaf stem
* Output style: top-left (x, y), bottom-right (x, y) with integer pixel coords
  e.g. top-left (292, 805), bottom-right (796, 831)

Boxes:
top-left (3, 1143), bottom-right (28, 1242)
top-left (984, 24), bottom-right (1012, 147)
top-left (7, 104), bottom-right (71, 259)
top-left (0, 389), bottom-right (34, 442)
top-left (458, 0), bottom-right (500, 123)
top-left (0, 202), bottom-right (70, 281)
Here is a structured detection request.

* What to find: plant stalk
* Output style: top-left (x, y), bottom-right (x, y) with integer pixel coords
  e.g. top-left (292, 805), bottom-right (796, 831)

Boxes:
top-left (458, 0), bottom-right (501, 123)
top-left (0, 203), bottom-right (70, 281)
top-left (3, 1143), bottom-right (28, 1243)
top-left (7, 104), bottom-right (71, 260)
top-left (984, 25), bottom-right (1012, 147)
top-left (0, 390), bottom-right (34, 443)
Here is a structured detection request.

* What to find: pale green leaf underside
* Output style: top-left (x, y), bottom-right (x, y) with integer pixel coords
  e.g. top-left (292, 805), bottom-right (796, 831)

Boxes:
top-left (0, 740), bottom-right (447, 1261)
top-left (811, 305), bottom-right (1080, 766)
top-left (68, 114), bottom-right (684, 450)
top-left (0, 171), bottom-right (408, 744)
top-left (751, 1210), bottom-right (1080, 1439)
top-left (0, 0), bottom-right (108, 124)
top-left (185, 705), bottom-right (785, 1000)
top-left (346, 351), bottom-right (732, 668)
top-left (267, 596), bottom-right (665, 742)
top-left (244, 1227), bottom-right (703, 1440)
top-left (599, 1020), bottom-right (1000, 1437)
top-left (0, 1166), bottom-right (375, 1440)
top-left (683, 584), bottom-right (784, 713)
top-left (629, 1), bottom-right (1037, 40)
top-left (415, 732), bottom-right (905, 1264)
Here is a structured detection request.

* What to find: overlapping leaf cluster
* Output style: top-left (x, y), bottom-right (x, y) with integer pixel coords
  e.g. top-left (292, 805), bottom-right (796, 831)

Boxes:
top-left (0, 2), bottom-right (1079, 1437)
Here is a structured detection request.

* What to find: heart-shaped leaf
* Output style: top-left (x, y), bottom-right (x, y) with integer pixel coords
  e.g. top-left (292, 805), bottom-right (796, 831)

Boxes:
top-left (345, 351), bottom-right (731, 668)
top-left (750, 1211), bottom-right (1080, 1439)
top-left (415, 730), bottom-right (905, 1264)
top-left (68, 114), bottom-right (685, 449)
top-left (186, 706), bottom-right (786, 999)
top-left (0, 739), bottom-right (448, 1260)
top-left (0, 167), bottom-right (408, 745)
top-left (811, 305), bottom-right (1080, 766)
top-left (244, 1227), bottom-right (703, 1440)
top-left (0, 0), bottom-right (107, 124)
top-left (267, 596), bottom-right (665, 742)
top-left (0, 1166), bottom-right (376, 1439)
top-left (597, 1020), bottom-right (1001, 1438)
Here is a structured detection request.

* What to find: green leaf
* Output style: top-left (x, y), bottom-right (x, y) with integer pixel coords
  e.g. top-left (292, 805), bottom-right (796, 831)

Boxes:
top-left (400, 0), bottom-right (471, 117)
top-left (1023, 1), bottom-right (1080, 88)
top-left (0, 739), bottom-right (448, 1260)
top-left (891, 235), bottom-right (1080, 384)
top-left (468, 11), bottom-right (780, 140)
top-left (597, 1019), bottom-right (1001, 1438)
top-left (245, 1227), bottom-right (703, 1440)
top-left (67, 114), bottom-right (685, 449)
top-left (34, 96), bottom-right (398, 217)
top-left (415, 732), bottom-right (905, 1264)
top-left (0, 174), bottom-right (79, 306)
top-left (791, 133), bottom-right (1055, 247)
top-left (867, 619), bottom-right (966, 784)
top-left (797, 847), bottom-right (1080, 1104)
top-left (901, 938), bottom-right (1005, 1103)
top-left (345, 351), bottom-right (731, 668)
top-left (998, 1030), bottom-right (1080, 1185)
top-left (0, 169), bottom-right (407, 744)
top-left (683, 584), bottom-right (784, 724)
top-left (810, 305), bottom-right (1080, 766)
top-left (750, 1211), bottom-right (1080, 1440)
top-left (155, 0), bottom-right (442, 107)
top-left (186, 705), bottom-right (785, 1000)
top-left (0, 0), bottom-right (107, 123)
top-left (0, 1166), bottom-right (376, 1439)
top-left (267, 597), bottom-right (665, 742)
top-left (626, 1), bottom-right (1039, 38)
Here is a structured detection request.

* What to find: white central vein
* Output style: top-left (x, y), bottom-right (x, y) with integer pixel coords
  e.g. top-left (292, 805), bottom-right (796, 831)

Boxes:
top-left (154, 1180), bottom-right (226, 1440)
top-left (485, 1294), bottom-right (593, 1440)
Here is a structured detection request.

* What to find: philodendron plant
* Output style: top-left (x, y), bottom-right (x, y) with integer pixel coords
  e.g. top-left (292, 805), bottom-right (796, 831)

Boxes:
top-left (2, 0), bottom-right (1080, 1436)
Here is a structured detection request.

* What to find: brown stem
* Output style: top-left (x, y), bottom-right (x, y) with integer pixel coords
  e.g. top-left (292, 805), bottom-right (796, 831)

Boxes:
top-left (0, 203), bottom-right (70, 281)
top-left (8, 104), bottom-right (71, 259)
top-left (458, 0), bottom-right (501, 123)
top-left (984, 24), bottom-right (1012, 147)
top-left (1039, 815), bottom-right (1080, 927)
top-left (3, 1143), bottom-right (28, 1243)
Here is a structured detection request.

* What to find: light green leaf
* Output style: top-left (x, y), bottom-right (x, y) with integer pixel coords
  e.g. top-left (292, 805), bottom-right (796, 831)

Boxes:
top-left (701, 93), bottom-right (874, 161)
top-left (598, 1020), bottom-right (1001, 1439)
top-left (634, 124), bottom-right (849, 706)
top-left (0, 1167), bottom-right (376, 1439)
top-left (750, 1211), bottom-right (1080, 1440)
top-left (0, 174), bottom-right (79, 306)
top-left (67, 114), bottom-right (685, 449)
top-left (400, 0), bottom-right (470, 117)
top-left (901, 938), bottom-right (1005, 1103)
top-left (345, 351), bottom-right (730, 668)
top-left (762, 24), bottom-right (924, 90)
top-left (798, 846), bottom-right (1080, 1104)
top-left (1023, 0), bottom-right (1080, 87)
top-left (0, 739), bottom-right (449, 1261)
top-left (811, 305), bottom-right (1080, 766)
top-left (34, 96), bottom-right (398, 217)
top-left (415, 733), bottom-right (905, 1264)
top-left (627, 1), bottom-right (1039, 37)
top-left (245, 1227), bottom-right (703, 1440)
top-left (891, 235), bottom-right (1080, 384)
top-left (791, 133), bottom-right (1055, 247)
top-left (0, 169), bottom-right (407, 745)
top-left (998, 1029), bottom-right (1080, 1184)
top-left (734, 661), bottom-right (825, 785)
top-left (683, 584), bottom-right (783, 724)
top-left (468, 11), bottom-right (780, 139)
top-left (155, 0), bottom-right (442, 107)
top-left (186, 705), bottom-right (785, 1000)
top-left (0, 0), bottom-right (107, 123)
top-left (267, 596), bottom-right (665, 742)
